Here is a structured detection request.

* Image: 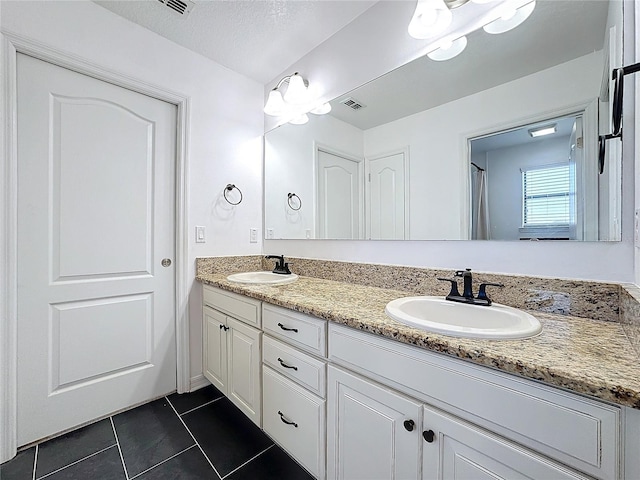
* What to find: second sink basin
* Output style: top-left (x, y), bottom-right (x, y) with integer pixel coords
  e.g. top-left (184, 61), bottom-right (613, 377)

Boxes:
top-left (227, 271), bottom-right (298, 285)
top-left (385, 296), bottom-right (541, 340)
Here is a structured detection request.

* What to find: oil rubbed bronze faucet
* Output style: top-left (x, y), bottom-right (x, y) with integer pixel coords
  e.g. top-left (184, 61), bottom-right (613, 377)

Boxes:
top-left (437, 268), bottom-right (504, 306)
top-left (265, 255), bottom-right (292, 275)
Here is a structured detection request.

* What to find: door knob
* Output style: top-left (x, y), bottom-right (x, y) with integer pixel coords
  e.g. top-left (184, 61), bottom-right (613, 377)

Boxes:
top-left (161, 258), bottom-right (172, 267)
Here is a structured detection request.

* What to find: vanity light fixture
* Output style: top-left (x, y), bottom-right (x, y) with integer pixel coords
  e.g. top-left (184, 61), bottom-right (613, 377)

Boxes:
top-left (408, 0), bottom-right (453, 39)
top-left (264, 72), bottom-right (331, 125)
top-left (427, 36), bottom-right (468, 61)
top-left (483, 0), bottom-right (536, 34)
top-left (264, 72), bottom-right (311, 116)
top-left (528, 123), bottom-right (556, 138)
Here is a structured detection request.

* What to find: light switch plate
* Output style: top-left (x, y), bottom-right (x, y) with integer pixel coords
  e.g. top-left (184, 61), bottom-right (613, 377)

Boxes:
top-left (195, 226), bottom-right (205, 243)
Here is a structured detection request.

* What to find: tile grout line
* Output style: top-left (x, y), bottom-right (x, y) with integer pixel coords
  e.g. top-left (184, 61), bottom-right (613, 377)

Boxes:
top-left (178, 396), bottom-right (224, 417)
top-left (31, 444), bottom-right (38, 480)
top-left (221, 444), bottom-right (275, 480)
top-left (110, 417), bottom-right (130, 480)
top-left (165, 396), bottom-right (223, 480)
top-left (128, 445), bottom-right (197, 480)
top-left (36, 445), bottom-right (116, 480)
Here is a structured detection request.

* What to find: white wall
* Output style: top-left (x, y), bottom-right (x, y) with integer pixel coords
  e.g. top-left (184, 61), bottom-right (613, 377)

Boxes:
top-left (265, 2), bottom-right (636, 283)
top-left (0, 1), bottom-right (264, 382)
top-left (265, 114), bottom-right (363, 239)
top-left (485, 137), bottom-right (571, 240)
top-left (362, 53), bottom-right (601, 241)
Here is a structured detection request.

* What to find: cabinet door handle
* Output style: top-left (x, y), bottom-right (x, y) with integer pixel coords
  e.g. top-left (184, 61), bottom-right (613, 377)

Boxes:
top-left (278, 411), bottom-right (298, 428)
top-left (219, 324), bottom-right (229, 331)
top-left (277, 357), bottom-right (298, 371)
top-left (277, 322), bottom-right (298, 333)
top-left (403, 419), bottom-right (415, 432)
top-left (423, 430), bottom-right (435, 443)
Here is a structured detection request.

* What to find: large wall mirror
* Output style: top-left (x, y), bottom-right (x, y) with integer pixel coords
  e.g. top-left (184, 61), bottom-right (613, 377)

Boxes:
top-left (264, 0), bottom-right (623, 241)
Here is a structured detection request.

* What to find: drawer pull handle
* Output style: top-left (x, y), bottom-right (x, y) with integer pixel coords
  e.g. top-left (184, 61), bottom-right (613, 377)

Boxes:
top-left (277, 357), bottom-right (298, 371)
top-left (277, 323), bottom-right (298, 333)
top-left (403, 419), bottom-right (415, 432)
top-left (423, 430), bottom-right (435, 443)
top-left (278, 411), bottom-right (298, 428)
top-left (219, 324), bottom-right (229, 331)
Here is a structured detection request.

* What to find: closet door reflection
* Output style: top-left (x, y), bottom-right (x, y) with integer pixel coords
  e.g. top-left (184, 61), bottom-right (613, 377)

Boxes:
top-left (316, 148), bottom-right (364, 239)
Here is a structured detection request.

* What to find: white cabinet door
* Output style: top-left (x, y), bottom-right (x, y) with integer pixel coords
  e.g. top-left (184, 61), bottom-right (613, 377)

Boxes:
top-left (227, 317), bottom-right (262, 426)
top-left (327, 366), bottom-right (422, 480)
top-left (203, 306), bottom-right (227, 393)
top-left (422, 405), bottom-right (590, 480)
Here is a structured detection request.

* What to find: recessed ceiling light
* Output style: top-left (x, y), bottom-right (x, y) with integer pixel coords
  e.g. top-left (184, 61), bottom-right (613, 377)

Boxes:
top-left (528, 124), bottom-right (557, 137)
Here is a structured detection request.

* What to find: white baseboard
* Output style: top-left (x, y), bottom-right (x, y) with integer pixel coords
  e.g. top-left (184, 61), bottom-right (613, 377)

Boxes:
top-left (189, 374), bottom-right (210, 392)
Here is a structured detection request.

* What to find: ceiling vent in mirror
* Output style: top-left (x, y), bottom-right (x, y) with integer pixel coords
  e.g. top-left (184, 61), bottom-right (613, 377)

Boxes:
top-left (157, 0), bottom-right (195, 17)
top-left (340, 97), bottom-right (366, 111)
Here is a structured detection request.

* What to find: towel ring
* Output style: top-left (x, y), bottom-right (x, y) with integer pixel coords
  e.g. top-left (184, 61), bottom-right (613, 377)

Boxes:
top-left (224, 184), bottom-right (243, 205)
top-left (287, 193), bottom-right (302, 211)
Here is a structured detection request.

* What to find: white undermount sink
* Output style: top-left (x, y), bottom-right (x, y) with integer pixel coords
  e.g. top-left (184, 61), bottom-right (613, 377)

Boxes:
top-left (226, 271), bottom-right (299, 285)
top-left (385, 296), bottom-right (541, 340)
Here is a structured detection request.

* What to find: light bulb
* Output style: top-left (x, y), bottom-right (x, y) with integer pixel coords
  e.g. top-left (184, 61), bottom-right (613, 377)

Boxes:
top-left (284, 73), bottom-right (309, 105)
top-left (483, 0), bottom-right (535, 35)
top-left (427, 36), bottom-right (467, 61)
top-left (289, 113), bottom-right (309, 125)
top-left (263, 89), bottom-right (287, 116)
top-left (408, 0), bottom-right (452, 39)
top-left (310, 103), bottom-right (332, 115)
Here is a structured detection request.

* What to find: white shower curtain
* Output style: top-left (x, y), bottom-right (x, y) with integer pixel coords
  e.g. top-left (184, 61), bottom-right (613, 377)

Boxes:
top-left (472, 169), bottom-right (490, 240)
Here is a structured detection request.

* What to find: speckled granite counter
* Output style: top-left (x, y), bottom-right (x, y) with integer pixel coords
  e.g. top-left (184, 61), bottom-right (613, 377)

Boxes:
top-left (196, 271), bottom-right (640, 410)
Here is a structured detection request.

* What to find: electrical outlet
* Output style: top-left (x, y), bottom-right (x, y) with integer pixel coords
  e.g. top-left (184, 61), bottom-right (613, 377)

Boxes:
top-left (195, 226), bottom-right (206, 243)
top-left (267, 228), bottom-right (274, 239)
top-left (250, 228), bottom-right (258, 243)
top-left (305, 229), bottom-right (311, 239)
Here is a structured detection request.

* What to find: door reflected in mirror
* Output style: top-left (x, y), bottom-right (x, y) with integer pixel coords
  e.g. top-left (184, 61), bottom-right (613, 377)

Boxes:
top-left (264, 0), bottom-right (622, 242)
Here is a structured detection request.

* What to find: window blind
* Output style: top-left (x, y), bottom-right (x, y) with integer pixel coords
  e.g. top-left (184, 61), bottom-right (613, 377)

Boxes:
top-left (522, 164), bottom-right (572, 226)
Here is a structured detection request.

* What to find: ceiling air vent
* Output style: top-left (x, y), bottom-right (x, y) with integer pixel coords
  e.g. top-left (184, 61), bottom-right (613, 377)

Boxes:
top-left (157, 0), bottom-right (195, 17)
top-left (340, 97), bottom-right (366, 111)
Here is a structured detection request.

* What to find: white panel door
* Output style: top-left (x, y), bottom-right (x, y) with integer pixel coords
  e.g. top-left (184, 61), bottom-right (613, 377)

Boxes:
top-left (327, 366), bottom-right (422, 480)
top-left (16, 53), bottom-right (177, 445)
top-left (316, 149), bottom-right (363, 239)
top-left (367, 151), bottom-right (408, 240)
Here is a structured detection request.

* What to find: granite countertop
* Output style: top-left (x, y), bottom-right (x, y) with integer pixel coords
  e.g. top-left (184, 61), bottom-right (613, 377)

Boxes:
top-left (196, 272), bottom-right (640, 409)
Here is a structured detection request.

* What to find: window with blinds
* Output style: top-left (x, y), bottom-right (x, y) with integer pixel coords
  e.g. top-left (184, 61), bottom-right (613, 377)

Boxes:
top-left (522, 164), bottom-right (574, 226)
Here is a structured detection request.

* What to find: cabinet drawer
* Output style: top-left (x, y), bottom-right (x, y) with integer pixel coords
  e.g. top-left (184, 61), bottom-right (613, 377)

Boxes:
top-left (263, 304), bottom-right (326, 357)
top-left (203, 285), bottom-right (261, 327)
top-left (329, 324), bottom-right (620, 480)
top-left (263, 335), bottom-right (326, 398)
top-left (263, 367), bottom-right (325, 479)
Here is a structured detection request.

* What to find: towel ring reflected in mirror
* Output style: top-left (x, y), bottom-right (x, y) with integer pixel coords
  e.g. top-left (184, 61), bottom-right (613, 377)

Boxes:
top-left (287, 193), bottom-right (302, 211)
top-left (223, 184), bottom-right (243, 205)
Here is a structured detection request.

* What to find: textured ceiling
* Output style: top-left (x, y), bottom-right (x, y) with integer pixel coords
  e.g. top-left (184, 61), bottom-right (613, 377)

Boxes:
top-left (94, 0), bottom-right (377, 84)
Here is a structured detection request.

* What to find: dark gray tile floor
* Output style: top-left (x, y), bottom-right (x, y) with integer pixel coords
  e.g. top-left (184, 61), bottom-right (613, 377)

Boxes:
top-left (0, 385), bottom-right (314, 480)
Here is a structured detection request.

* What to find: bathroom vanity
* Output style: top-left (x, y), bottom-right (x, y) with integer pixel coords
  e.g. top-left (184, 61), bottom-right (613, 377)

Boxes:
top-left (198, 266), bottom-right (640, 480)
